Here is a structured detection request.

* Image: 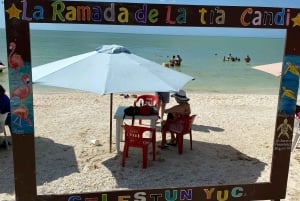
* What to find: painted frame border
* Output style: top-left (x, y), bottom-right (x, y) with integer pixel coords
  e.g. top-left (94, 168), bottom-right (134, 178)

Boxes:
top-left (4, 1), bottom-right (300, 201)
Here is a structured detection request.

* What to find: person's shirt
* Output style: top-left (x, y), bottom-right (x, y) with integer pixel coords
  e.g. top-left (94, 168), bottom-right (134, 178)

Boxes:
top-left (165, 102), bottom-right (190, 118)
top-left (0, 94), bottom-right (11, 114)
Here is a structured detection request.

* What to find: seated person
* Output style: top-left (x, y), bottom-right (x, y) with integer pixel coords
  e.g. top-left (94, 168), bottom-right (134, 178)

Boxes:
top-left (159, 90), bottom-right (191, 148)
top-left (0, 85), bottom-right (11, 147)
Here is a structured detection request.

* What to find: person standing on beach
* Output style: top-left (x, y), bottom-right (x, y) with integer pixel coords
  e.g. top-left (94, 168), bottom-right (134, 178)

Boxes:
top-left (156, 92), bottom-right (170, 120)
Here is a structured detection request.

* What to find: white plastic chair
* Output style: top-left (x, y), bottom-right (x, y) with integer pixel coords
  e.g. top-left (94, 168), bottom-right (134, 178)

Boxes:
top-left (0, 112), bottom-right (10, 149)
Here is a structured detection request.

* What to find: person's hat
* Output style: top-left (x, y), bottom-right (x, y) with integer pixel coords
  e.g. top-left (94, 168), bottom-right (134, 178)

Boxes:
top-left (171, 90), bottom-right (189, 101)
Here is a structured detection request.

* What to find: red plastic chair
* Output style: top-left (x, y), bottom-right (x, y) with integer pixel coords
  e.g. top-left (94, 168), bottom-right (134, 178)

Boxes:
top-left (134, 94), bottom-right (159, 124)
top-left (122, 124), bottom-right (156, 168)
top-left (134, 94), bottom-right (159, 107)
top-left (164, 115), bottom-right (196, 154)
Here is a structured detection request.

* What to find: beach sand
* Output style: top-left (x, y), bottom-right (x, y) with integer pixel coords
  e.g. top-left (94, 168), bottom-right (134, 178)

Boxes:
top-left (1, 90), bottom-right (300, 201)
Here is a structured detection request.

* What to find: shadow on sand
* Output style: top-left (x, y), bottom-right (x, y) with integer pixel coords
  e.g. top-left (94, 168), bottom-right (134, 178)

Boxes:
top-left (155, 123), bottom-right (225, 134)
top-left (0, 123), bottom-right (267, 194)
top-left (192, 124), bottom-right (225, 133)
top-left (0, 136), bottom-right (79, 194)
top-left (102, 139), bottom-right (267, 190)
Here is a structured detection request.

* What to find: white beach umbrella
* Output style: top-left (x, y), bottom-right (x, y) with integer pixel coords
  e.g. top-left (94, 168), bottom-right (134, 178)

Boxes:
top-left (32, 44), bottom-right (194, 152)
top-left (252, 62), bottom-right (282, 77)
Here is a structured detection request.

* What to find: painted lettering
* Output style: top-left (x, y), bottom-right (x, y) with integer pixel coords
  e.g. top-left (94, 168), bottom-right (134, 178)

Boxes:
top-left (241, 7), bottom-right (290, 27)
top-left (85, 198), bottom-right (98, 201)
top-left (285, 9), bottom-right (290, 26)
top-left (103, 3), bottom-right (115, 22)
top-left (165, 190), bottom-right (177, 201)
top-left (208, 7), bottom-right (226, 25)
top-left (198, 8), bottom-right (208, 24)
top-left (77, 6), bottom-right (91, 21)
top-left (240, 8), bottom-right (252, 26)
top-left (135, 4), bottom-right (147, 23)
top-left (15, 1), bottom-right (294, 29)
top-left (180, 189), bottom-right (192, 200)
top-left (102, 194), bottom-right (107, 201)
top-left (252, 11), bottom-right (262, 25)
top-left (65, 6), bottom-right (76, 21)
top-left (274, 8), bottom-right (286, 25)
top-left (202, 7), bottom-right (224, 25)
top-left (214, 7), bottom-right (225, 24)
top-left (32, 6), bottom-right (44, 20)
top-left (176, 8), bottom-right (187, 24)
top-left (52, 1), bottom-right (66, 22)
top-left (92, 6), bottom-right (102, 22)
top-left (249, 11), bottom-right (273, 25)
top-left (204, 188), bottom-right (215, 199)
top-left (68, 195), bottom-right (81, 201)
top-left (118, 7), bottom-right (129, 23)
top-left (231, 187), bottom-right (244, 198)
top-left (22, 0), bottom-right (32, 21)
top-left (165, 6), bottom-right (176, 24)
top-left (118, 195), bottom-right (130, 201)
top-left (134, 192), bottom-right (146, 201)
top-left (67, 194), bottom-right (106, 201)
top-left (148, 9), bottom-right (159, 23)
top-left (262, 11), bottom-right (274, 25)
top-left (149, 194), bottom-right (162, 201)
top-left (217, 190), bottom-right (229, 201)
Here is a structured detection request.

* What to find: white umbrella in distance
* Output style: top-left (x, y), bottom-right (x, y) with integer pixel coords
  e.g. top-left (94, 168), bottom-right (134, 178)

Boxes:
top-left (252, 62), bottom-right (282, 77)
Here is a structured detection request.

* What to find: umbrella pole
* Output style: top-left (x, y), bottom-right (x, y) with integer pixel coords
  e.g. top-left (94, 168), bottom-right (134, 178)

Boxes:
top-left (110, 93), bottom-right (113, 153)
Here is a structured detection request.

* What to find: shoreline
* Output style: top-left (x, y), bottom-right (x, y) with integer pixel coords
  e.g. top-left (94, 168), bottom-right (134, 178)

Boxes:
top-left (0, 91), bottom-right (299, 201)
top-left (31, 84), bottom-right (281, 95)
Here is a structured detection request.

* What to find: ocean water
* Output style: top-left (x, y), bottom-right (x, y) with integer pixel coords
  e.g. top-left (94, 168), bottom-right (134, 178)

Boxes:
top-left (0, 29), bottom-right (285, 94)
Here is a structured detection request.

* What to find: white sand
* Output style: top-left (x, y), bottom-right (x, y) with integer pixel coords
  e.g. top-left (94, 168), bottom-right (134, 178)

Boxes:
top-left (1, 90), bottom-right (300, 201)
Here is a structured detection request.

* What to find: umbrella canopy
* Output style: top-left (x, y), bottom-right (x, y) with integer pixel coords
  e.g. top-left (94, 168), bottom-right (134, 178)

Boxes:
top-left (252, 62), bottom-right (282, 77)
top-left (33, 44), bottom-right (193, 94)
top-left (32, 44), bottom-right (194, 152)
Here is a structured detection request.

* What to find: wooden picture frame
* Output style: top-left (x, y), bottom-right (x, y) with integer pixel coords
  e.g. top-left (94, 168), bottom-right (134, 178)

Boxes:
top-left (4, 1), bottom-right (300, 200)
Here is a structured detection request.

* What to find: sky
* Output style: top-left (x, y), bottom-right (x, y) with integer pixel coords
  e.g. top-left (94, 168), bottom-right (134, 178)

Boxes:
top-left (1, 0), bottom-right (300, 37)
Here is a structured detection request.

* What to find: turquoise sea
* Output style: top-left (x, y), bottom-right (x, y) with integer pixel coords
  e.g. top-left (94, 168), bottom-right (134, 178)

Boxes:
top-left (0, 29), bottom-right (285, 94)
